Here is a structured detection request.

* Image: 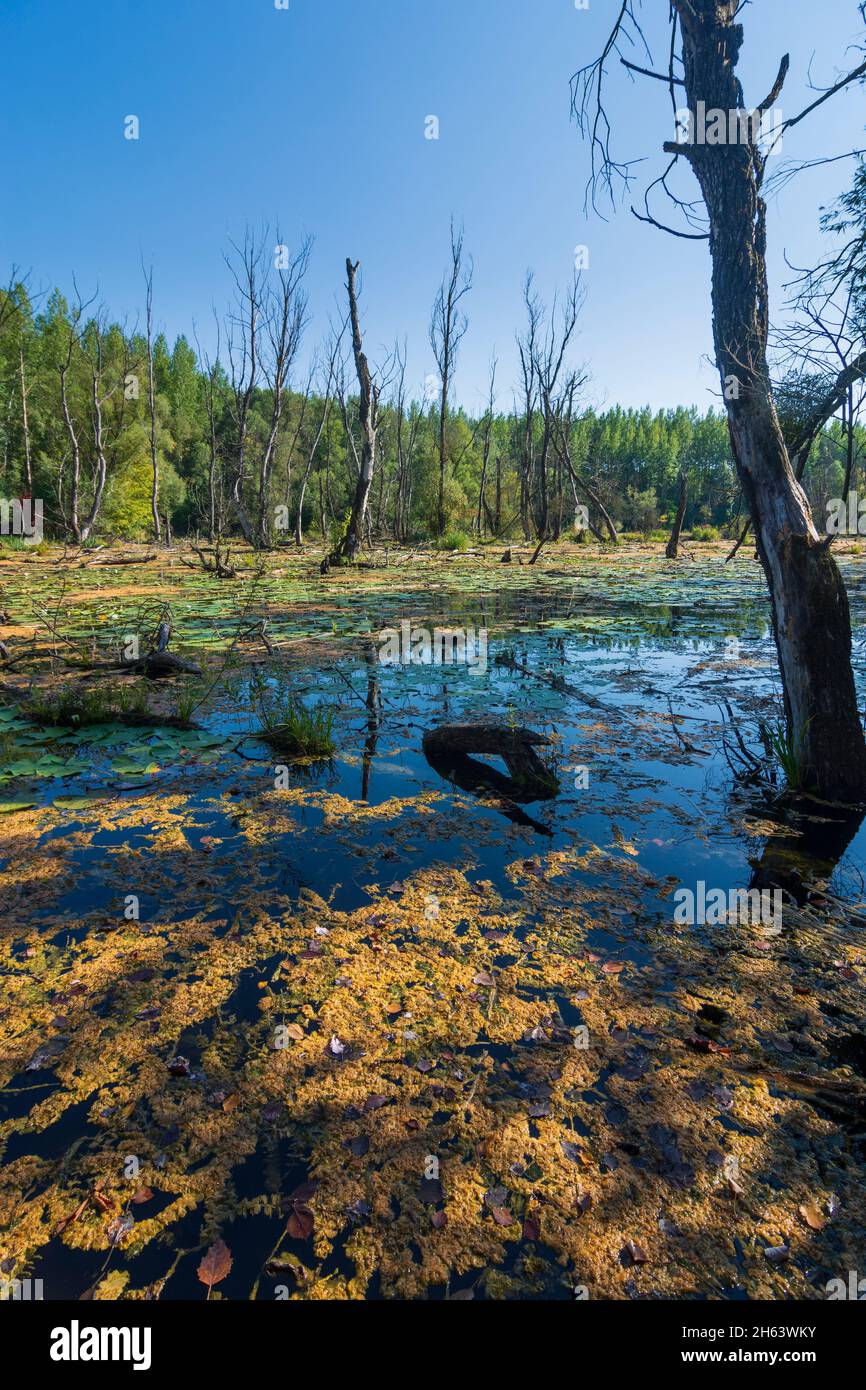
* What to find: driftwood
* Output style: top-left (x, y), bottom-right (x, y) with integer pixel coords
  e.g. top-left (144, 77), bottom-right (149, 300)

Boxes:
top-left (73, 650), bottom-right (201, 680)
top-left (75, 614), bottom-right (201, 681)
top-left (423, 721), bottom-right (560, 804)
top-left (86, 552), bottom-right (158, 568)
top-left (181, 541), bottom-right (237, 579)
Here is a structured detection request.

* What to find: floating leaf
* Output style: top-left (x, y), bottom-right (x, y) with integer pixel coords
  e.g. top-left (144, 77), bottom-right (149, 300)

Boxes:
top-left (197, 1238), bottom-right (232, 1290)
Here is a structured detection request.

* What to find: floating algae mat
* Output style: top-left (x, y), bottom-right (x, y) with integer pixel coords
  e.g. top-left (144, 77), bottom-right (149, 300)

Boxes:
top-left (1, 545), bottom-right (866, 1300)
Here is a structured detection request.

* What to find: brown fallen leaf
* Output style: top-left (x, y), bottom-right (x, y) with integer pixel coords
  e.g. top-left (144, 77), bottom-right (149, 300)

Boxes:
top-left (798, 1201), bottom-right (825, 1232)
top-left (197, 1238), bottom-right (233, 1293)
top-left (53, 1194), bottom-right (90, 1236)
top-left (286, 1203), bottom-right (315, 1240)
top-left (685, 1035), bottom-right (731, 1055)
top-left (621, 1240), bottom-right (649, 1266)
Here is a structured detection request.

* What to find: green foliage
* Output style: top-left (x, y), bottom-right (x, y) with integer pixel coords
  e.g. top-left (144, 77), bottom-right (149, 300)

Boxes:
top-left (758, 718), bottom-right (810, 791)
top-left (435, 528), bottom-right (470, 552)
top-left (28, 681), bottom-right (149, 727)
top-left (252, 673), bottom-right (335, 759)
top-left (258, 697), bottom-right (335, 759)
top-left (0, 266), bottom-right (853, 546)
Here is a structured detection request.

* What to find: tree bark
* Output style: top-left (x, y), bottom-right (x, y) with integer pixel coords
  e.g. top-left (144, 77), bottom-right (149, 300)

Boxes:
top-left (671, 0), bottom-right (866, 799)
top-left (666, 472), bottom-right (687, 558)
top-left (333, 260), bottom-right (377, 562)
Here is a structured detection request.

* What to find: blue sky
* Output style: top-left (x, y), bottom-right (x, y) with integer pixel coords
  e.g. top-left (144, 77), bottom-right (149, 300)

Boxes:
top-left (1, 0), bottom-right (864, 413)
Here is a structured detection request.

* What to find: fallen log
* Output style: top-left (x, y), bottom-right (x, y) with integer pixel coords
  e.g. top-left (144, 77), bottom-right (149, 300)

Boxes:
top-left (86, 552), bottom-right (158, 568)
top-left (423, 720), bottom-right (560, 802)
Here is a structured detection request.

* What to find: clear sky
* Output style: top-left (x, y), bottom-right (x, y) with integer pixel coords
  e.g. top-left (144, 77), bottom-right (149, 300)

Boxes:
top-left (1, 0), bottom-right (863, 414)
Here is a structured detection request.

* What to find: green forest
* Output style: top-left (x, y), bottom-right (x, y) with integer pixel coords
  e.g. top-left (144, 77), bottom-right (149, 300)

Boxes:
top-left (1, 239), bottom-right (862, 551)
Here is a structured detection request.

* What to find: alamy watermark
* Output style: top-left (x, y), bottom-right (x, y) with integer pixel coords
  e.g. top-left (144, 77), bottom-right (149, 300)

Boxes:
top-left (0, 497), bottom-right (43, 544)
top-left (675, 102), bottom-right (784, 155)
top-left (1, 1277), bottom-right (43, 1299)
top-left (378, 620), bottom-right (488, 675)
top-left (827, 492), bottom-right (866, 537)
top-left (674, 881), bottom-right (783, 936)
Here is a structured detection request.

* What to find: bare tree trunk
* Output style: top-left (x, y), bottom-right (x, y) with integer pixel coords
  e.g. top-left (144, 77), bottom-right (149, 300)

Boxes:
top-left (294, 329), bottom-right (342, 546)
top-left (671, 0), bottom-right (866, 798)
top-left (332, 260), bottom-right (378, 562)
top-left (475, 358), bottom-right (497, 537)
top-left (59, 325), bottom-right (83, 543)
top-left (430, 222), bottom-right (472, 536)
top-left (19, 347), bottom-right (31, 495)
top-left (666, 472), bottom-right (687, 558)
top-left (144, 265), bottom-right (161, 542)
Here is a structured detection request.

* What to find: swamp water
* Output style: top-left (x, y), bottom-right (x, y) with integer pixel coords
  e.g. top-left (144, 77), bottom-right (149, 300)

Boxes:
top-left (1, 550), bottom-right (865, 1299)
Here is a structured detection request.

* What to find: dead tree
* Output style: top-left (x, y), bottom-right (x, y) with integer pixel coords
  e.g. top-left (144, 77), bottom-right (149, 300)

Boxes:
top-left (530, 275), bottom-right (587, 542)
top-left (430, 221), bottom-right (473, 536)
top-left (294, 321), bottom-right (345, 546)
top-left (517, 275), bottom-right (542, 540)
top-left (666, 472), bottom-right (688, 558)
top-left (59, 292), bottom-right (137, 545)
top-left (224, 230), bottom-right (266, 547)
top-left (475, 356), bottom-right (497, 536)
top-left (330, 260), bottom-right (381, 563)
top-left (181, 539), bottom-right (237, 579)
top-left (193, 314), bottom-right (225, 543)
top-left (573, 0), bottom-right (866, 799)
top-left (143, 262), bottom-right (161, 542)
top-left (393, 342), bottom-right (423, 542)
top-left (257, 235), bottom-right (310, 547)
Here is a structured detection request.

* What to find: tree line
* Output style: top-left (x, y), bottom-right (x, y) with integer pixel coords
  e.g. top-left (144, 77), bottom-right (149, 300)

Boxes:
top-left (0, 214), bottom-right (861, 551)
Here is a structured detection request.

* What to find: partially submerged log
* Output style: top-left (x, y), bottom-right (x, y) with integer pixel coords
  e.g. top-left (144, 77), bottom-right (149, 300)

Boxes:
top-left (181, 541), bottom-right (237, 579)
top-left (423, 720), bottom-right (560, 802)
top-left (74, 613), bottom-right (201, 681)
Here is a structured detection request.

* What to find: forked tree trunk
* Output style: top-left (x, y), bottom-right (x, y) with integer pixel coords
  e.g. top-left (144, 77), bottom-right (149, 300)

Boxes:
top-left (671, 0), bottom-right (866, 799)
top-left (333, 259), bottom-right (377, 561)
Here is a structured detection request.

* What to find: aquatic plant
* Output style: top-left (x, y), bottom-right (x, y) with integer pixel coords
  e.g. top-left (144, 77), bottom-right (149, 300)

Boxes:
top-left (257, 693), bottom-right (335, 759)
top-left (759, 718), bottom-right (810, 791)
top-left (27, 681), bottom-right (149, 727)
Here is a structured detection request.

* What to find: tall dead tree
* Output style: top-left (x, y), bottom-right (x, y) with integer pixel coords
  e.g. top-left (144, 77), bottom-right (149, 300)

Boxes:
top-left (257, 235), bottom-right (310, 547)
top-left (224, 230), bottom-right (266, 547)
top-left (393, 341), bottom-right (423, 542)
top-left (330, 260), bottom-right (379, 563)
top-left (193, 314), bottom-right (224, 543)
top-left (517, 275), bottom-right (542, 540)
top-left (143, 263), bottom-right (161, 543)
top-left (666, 472), bottom-right (688, 558)
top-left (573, 0), bottom-right (866, 799)
top-left (430, 221), bottom-right (472, 536)
top-left (530, 275), bottom-right (587, 541)
top-left (294, 322), bottom-right (344, 546)
top-left (58, 291), bottom-right (136, 544)
top-left (18, 343), bottom-right (31, 496)
top-left (476, 356), bottom-right (498, 536)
